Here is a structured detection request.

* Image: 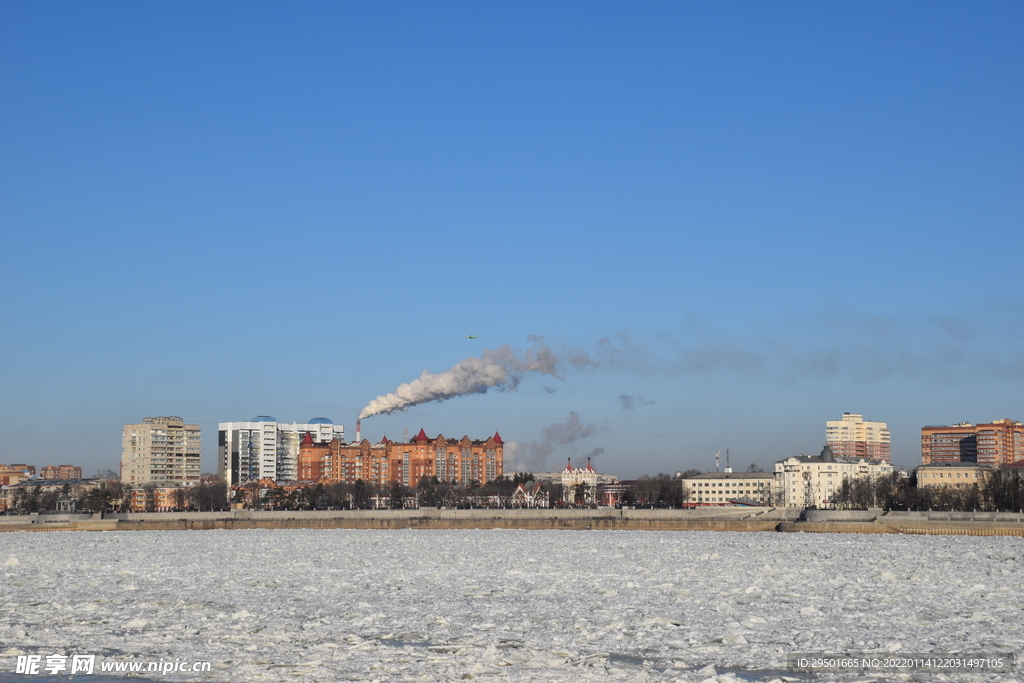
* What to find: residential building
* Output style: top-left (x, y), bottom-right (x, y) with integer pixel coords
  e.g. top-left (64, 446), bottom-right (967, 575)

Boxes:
top-left (682, 471), bottom-right (775, 505)
top-left (774, 446), bottom-right (893, 508)
top-left (297, 429), bottom-right (504, 488)
top-left (218, 417), bottom-right (345, 486)
top-left (41, 465), bottom-right (83, 480)
top-left (0, 464), bottom-right (35, 486)
top-left (510, 481), bottom-right (548, 508)
top-left (561, 458), bottom-right (598, 504)
top-left (121, 417), bottom-right (201, 487)
top-left (127, 486), bottom-right (193, 512)
top-left (916, 461), bottom-right (987, 489)
top-left (921, 419), bottom-right (1024, 467)
top-left (826, 413), bottom-right (891, 461)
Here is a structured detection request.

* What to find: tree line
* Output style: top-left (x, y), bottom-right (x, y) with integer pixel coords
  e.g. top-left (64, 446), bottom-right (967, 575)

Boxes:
top-left (234, 472), bottom-right (547, 511)
top-left (834, 469), bottom-right (1024, 512)
top-left (233, 471), bottom-right (708, 510)
top-left (6, 480), bottom-right (231, 514)
top-left (7, 479), bottom-right (125, 514)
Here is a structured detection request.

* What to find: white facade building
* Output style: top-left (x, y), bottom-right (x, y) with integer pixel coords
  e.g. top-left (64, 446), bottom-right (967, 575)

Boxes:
top-left (682, 471), bottom-right (775, 505)
top-left (775, 446), bottom-right (893, 508)
top-left (561, 458), bottom-right (598, 505)
top-left (121, 417), bottom-right (202, 487)
top-left (218, 417), bottom-right (345, 486)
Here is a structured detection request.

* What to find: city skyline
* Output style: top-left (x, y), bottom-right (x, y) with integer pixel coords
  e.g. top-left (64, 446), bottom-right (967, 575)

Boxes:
top-left (2, 3), bottom-right (1021, 478)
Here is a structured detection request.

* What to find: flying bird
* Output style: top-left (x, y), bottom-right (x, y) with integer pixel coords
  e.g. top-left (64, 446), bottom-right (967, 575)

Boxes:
top-left (465, 335), bottom-right (479, 339)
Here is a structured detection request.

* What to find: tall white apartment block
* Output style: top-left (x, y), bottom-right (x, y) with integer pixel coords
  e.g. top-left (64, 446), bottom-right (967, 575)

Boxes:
top-left (218, 417), bottom-right (345, 486)
top-left (826, 412), bottom-right (891, 461)
top-left (121, 417), bottom-right (202, 487)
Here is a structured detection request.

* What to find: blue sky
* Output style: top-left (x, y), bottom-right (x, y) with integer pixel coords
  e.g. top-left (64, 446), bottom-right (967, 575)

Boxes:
top-left (1, 2), bottom-right (1021, 477)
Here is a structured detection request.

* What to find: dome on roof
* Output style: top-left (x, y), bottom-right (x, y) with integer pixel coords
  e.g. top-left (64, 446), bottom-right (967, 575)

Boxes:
top-left (251, 416), bottom-right (277, 422)
top-left (820, 445), bottom-right (836, 462)
top-left (307, 417), bottom-right (333, 424)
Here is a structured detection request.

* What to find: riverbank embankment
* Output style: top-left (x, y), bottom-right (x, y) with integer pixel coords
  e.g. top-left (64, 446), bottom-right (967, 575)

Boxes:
top-left (0, 507), bottom-right (794, 532)
top-left (3, 507), bottom-right (1024, 535)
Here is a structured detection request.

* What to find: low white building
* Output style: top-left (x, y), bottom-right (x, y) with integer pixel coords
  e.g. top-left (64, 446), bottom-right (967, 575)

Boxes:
top-left (775, 446), bottom-right (893, 508)
top-left (916, 461), bottom-right (987, 489)
top-left (682, 471), bottom-right (775, 505)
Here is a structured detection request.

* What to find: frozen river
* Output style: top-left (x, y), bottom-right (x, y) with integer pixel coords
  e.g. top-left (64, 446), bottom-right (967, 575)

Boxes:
top-left (1, 529), bottom-right (1021, 682)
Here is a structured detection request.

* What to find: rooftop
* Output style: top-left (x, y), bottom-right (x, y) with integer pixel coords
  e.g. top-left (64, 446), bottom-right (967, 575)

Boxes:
top-left (683, 472), bottom-right (774, 480)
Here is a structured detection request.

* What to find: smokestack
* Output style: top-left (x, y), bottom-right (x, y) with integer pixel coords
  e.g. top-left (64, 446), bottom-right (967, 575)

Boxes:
top-left (356, 419), bottom-right (361, 443)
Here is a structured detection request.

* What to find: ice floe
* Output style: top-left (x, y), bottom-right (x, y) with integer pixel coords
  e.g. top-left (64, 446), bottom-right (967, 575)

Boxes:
top-left (0, 529), bottom-right (1021, 682)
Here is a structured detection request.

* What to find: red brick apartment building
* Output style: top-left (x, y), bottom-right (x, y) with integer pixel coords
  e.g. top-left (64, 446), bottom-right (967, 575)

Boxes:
top-left (298, 429), bottom-right (504, 487)
top-left (921, 419), bottom-right (1024, 467)
top-left (41, 465), bottom-right (83, 479)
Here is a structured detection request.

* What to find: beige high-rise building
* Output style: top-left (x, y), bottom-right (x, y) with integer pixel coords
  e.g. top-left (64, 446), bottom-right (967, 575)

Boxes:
top-left (826, 413), bottom-right (891, 462)
top-left (121, 417), bottom-right (201, 486)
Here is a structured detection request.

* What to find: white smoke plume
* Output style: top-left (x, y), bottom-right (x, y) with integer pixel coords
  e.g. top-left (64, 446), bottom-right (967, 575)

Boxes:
top-left (506, 412), bottom-right (603, 472)
top-left (358, 345), bottom-right (563, 420)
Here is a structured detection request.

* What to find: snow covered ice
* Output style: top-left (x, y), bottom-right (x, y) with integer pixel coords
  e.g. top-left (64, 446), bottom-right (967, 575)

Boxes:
top-left (1, 529), bottom-right (1021, 682)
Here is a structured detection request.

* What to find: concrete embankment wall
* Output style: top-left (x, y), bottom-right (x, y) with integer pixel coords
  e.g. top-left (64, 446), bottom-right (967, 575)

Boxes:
top-left (3, 508), bottom-right (1023, 535)
top-left (0, 508), bottom-right (797, 533)
top-left (778, 510), bottom-right (1024, 536)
